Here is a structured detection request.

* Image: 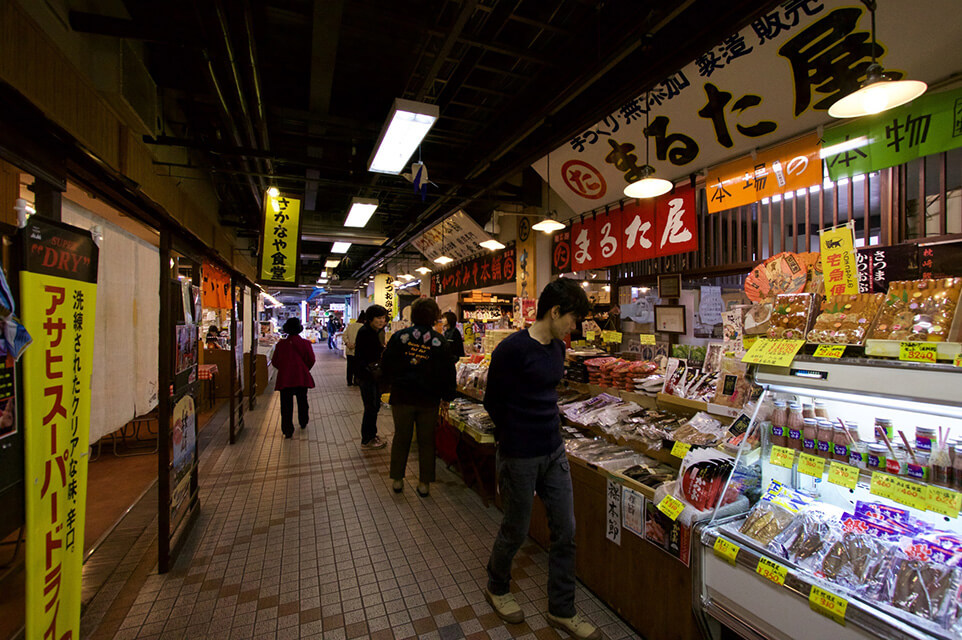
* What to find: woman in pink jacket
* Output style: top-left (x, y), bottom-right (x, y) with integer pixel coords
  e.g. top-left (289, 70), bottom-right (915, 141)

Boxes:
top-left (270, 317), bottom-right (316, 438)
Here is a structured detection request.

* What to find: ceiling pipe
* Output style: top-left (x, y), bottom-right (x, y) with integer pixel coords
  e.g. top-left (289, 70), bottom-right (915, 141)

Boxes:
top-left (242, 0), bottom-right (275, 182)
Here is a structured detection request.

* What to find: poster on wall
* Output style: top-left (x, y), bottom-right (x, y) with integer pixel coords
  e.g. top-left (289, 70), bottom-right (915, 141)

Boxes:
top-left (175, 325), bottom-right (198, 376)
top-left (643, 497), bottom-right (691, 567)
top-left (0, 355), bottom-right (15, 440)
top-left (169, 390), bottom-right (197, 523)
top-left (21, 216), bottom-right (99, 640)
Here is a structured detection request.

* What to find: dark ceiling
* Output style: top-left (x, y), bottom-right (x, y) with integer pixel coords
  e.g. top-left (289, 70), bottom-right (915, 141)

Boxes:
top-left (69, 0), bottom-right (779, 288)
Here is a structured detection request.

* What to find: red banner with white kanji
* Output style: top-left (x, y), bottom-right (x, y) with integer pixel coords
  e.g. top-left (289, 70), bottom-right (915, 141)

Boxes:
top-left (594, 208), bottom-right (623, 267)
top-left (21, 217), bottom-right (99, 640)
top-left (620, 198), bottom-right (658, 263)
top-left (571, 216), bottom-right (597, 271)
top-left (655, 184), bottom-right (698, 256)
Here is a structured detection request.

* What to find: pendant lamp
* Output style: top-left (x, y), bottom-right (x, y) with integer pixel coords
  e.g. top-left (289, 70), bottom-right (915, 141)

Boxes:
top-left (532, 152), bottom-right (566, 232)
top-left (624, 90), bottom-right (673, 199)
top-left (828, 0), bottom-right (926, 118)
top-left (433, 219), bottom-right (453, 265)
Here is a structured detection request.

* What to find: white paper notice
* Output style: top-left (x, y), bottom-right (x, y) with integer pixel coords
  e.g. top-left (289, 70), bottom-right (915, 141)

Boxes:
top-left (699, 286), bottom-right (724, 326)
top-left (622, 487), bottom-right (644, 537)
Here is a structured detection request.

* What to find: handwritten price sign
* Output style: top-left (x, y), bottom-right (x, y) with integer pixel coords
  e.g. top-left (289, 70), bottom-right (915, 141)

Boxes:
top-left (810, 586), bottom-right (848, 625)
top-left (742, 338), bottom-right (806, 367)
top-left (656, 495), bottom-right (686, 521)
top-left (828, 462), bottom-right (859, 490)
top-left (870, 472), bottom-right (895, 500)
top-left (798, 453), bottom-right (826, 478)
top-left (926, 485), bottom-right (962, 518)
top-left (639, 334), bottom-right (656, 345)
top-left (713, 538), bottom-right (740, 565)
top-left (813, 344), bottom-right (846, 358)
top-left (670, 441), bottom-right (692, 458)
top-left (891, 477), bottom-right (927, 510)
top-left (899, 341), bottom-right (937, 364)
top-left (755, 557), bottom-right (787, 586)
top-left (769, 445), bottom-right (796, 469)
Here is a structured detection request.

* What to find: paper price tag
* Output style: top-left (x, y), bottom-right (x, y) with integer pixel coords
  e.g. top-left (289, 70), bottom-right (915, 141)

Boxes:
top-left (742, 336), bottom-right (757, 350)
top-left (926, 485), bottom-right (962, 518)
top-left (755, 557), bottom-right (788, 586)
top-left (713, 538), bottom-right (740, 565)
top-left (742, 338), bottom-right (806, 367)
top-left (656, 495), bottom-right (686, 521)
top-left (810, 586), bottom-right (848, 625)
top-left (798, 453), bottom-right (826, 478)
top-left (899, 341), bottom-right (937, 364)
top-left (639, 334), bottom-right (656, 345)
top-left (585, 331), bottom-right (596, 341)
top-left (891, 477), bottom-right (928, 510)
top-left (955, 353), bottom-right (962, 368)
top-left (828, 462), bottom-right (860, 490)
top-left (603, 330), bottom-right (623, 343)
top-left (670, 441), bottom-right (692, 459)
top-left (813, 344), bottom-right (846, 358)
top-left (870, 472), bottom-right (895, 499)
top-left (769, 445), bottom-right (796, 469)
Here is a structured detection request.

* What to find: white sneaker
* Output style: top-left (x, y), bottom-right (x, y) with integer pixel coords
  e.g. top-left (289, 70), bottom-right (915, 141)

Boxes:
top-left (546, 612), bottom-right (603, 640)
top-left (484, 588), bottom-right (524, 624)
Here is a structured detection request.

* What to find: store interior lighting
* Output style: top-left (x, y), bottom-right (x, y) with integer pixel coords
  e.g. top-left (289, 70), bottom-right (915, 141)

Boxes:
top-left (262, 292), bottom-right (283, 308)
top-left (415, 265), bottom-right (432, 274)
top-left (433, 219), bottom-right (453, 264)
top-left (344, 197), bottom-right (379, 228)
top-left (531, 218), bottom-right (566, 233)
top-left (324, 258), bottom-right (341, 268)
top-left (624, 89), bottom-right (673, 199)
top-left (331, 242), bottom-right (351, 254)
top-left (827, 2), bottom-right (925, 118)
top-left (267, 186), bottom-right (279, 197)
top-left (479, 239), bottom-right (506, 251)
top-left (368, 98), bottom-right (439, 174)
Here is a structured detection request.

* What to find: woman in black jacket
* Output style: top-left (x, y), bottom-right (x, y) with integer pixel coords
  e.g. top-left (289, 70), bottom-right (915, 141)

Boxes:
top-left (355, 305), bottom-right (389, 449)
top-left (441, 311), bottom-right (466, 359)
top-left (381, 298), bottom-right (456, 496)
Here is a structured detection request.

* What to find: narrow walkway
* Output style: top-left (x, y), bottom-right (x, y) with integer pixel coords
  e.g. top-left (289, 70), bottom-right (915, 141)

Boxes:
top-left (81, 347), bottom-right (643, 640)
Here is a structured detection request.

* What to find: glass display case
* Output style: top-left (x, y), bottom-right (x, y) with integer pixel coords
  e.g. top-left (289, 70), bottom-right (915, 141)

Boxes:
top-left (694, 357), bottom-right (962, 640)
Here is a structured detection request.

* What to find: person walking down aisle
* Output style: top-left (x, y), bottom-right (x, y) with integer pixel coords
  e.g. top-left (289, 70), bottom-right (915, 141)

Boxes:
top-left (381, 298), bottom-right (457, 497)
top-left (270, 317), bottom-right (316, 439)
top-left (355, 305), bottom-right (389, 450)
top-left (441, 311), bottom-right (465, 359)
top-left (483, 279), bottom-right (600, 640)
top-left (343, 310), bottom-right (365, 386)
top-left (327, 314), bottom-right (341, 349)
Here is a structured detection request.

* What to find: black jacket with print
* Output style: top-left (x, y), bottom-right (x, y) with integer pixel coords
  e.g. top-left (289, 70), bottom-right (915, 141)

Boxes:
top-left (380, 324), bottom-right (457, 407)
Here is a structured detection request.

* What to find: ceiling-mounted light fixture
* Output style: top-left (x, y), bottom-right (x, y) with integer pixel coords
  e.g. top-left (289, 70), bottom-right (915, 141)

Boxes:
top-left (479, 239), bottom-right (505, 251)
top-left (368, 98), bottom-right (439, 174)
top-left (624, 90), bottom-right (673, 199)
top-left (331, 242), bottom-right (351, 254)
top-left (415, 265), bottom-right (432, 275)
top-left (828, 1), bottom-right (926, 118)
top-left (344, 197), bottom-right (379, 228)
top-left (324, 258), bottom-right (341, 268)
top-left (533, 148), bottom-right (565, 233)
top-left (433, 218), bottom-right (453, 264)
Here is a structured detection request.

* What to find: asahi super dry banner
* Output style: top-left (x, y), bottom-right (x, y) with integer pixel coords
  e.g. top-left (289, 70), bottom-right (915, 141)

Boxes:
top-left (259, 191), bottom-right (301, 283)
top-left (431, 245), bottom-right (516, 296)
top-left (21, 217), bottom-right (98, 640)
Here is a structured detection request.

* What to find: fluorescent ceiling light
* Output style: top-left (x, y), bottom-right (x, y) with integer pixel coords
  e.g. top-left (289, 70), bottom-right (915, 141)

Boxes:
top-left (368, 98), bottom-right (439, 174)
top-left (320, 271), bottom-right (328, 278)
top-left (391, 279), bottom-right (402, 286)
top-left (532, 218), bottom-right (566, 233)
top-left (262, 292), bottom-right (283, 307)
top-left (415, 266), bottom-right (432, 274)
top-left (324, 258), bottom-right (341, 268)
top-left (433, 255), bottom-right (453, 265)
top-left (479, 239), bottom-right (506, 251)
top-left (331, 242), bottom-right (351, 254)
top-left (344, 197), bottom-right (379, 228)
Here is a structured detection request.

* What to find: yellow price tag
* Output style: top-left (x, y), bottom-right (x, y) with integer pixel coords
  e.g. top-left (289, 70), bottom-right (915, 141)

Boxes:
top-left (671, 441), bottom-right (692, 458)
top-left (713, 537), bottom-right (740, 565)
top-left (926, 485), bottom-right (962, 518)
top-left (810, 586), bottom-right (848, 625)
top-left (603, 330), bottom-right (623, 343)
top-left (890, 477), bottom-right (928, 510)
top-left (870, 472), bottom-right (895, 499)
top-left (798, 453), bottom-right (825, 478)
top-left (741, 338), bottom-right (806, 367)
top-left (899, 341), bottom-right (937, 364)
top-left (769, 445), bottom-right (796, 469)
top-left (585, 331), bottom-right (596, 341)
top-left (743, 336), bottom-right (758, 350)
top-left (639, 334), bottom-right (656, 345)
top-left (813, 344), bottom-right (846, 358)
top-left (828, 462), bottom-right (859, 490)
top-left (755, 557), bottom-right (788, 586)
top-left (656, 495), bottom-right (686, 521)
top-left (955, 353), bottom-right (962, 368)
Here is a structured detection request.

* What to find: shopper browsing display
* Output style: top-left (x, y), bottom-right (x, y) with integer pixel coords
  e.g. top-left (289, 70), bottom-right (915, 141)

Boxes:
top-left (343, 310), bottom-right (365, 386)
top-left (381, 298), bottom-right (457, 497)
top-left (441, 311), bottom-right (465, 359)
top-left (269, 317), bottom-right (316, 438)
top-left (482, 279), bottom-right (600, 640)
top-left (355, 305), bottom-right (389, 450)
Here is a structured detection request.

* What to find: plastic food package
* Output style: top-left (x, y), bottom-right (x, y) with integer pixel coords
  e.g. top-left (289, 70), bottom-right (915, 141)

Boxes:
top-left (739, 481), bottom-right (813, 546)
top-left (881, 554), bottom-right (961, 626)
top-left (767, 293), bottom-right (815, 340)
top-left (671, 412), bottom-right (727, 446)
top-left (743, 303), bottom-right (773, 335)
top-left (676, 449), bottom-right (736, 511)
top-left (771, 506), bottom-right (842, 572)
top-left (712, 357), bottom-right (752, 408)
top-left (808, 293), bottom-right (884, 345)
top-left (869, 278), bottom-right (961, 342)
top-left (819, 530), bottom-right (893, 595)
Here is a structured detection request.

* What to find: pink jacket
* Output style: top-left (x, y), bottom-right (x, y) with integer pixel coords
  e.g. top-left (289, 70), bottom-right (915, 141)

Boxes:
top-left (271, 335), bottom-right (316, 389)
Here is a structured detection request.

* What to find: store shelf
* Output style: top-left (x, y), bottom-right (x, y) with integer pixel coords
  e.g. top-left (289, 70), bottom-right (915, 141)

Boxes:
top-left (864, 339), bottom-right (961, 361)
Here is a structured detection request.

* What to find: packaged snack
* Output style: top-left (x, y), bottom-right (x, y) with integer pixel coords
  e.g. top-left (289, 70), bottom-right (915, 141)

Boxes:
top-left (882, 554), bottom-right (960, 626)
top-left (738, 481), bottom-right (813, 545)
top-left (869, 278), bottom-right (962, 342)
top-left (677, 449), bottom-right (736, 511)
top-left (808, 293), bottom-right (884, 345)
top-left (743, 303), bottom-right (773, 335)
top-left (772, 506), bottom-right (841, 572)
top-left (712, 357), bottom-right (752, 408)
top-left (767, 293), bottom-right (815, 340)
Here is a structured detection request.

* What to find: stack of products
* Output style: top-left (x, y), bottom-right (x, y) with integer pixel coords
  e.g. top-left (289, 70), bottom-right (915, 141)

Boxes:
top-left (455, 358), bottom-right (489, 393)
top-left (611, 360), bottom-right (658, 391)
top-left (445, 398), bottom-right (495, 435)
top-left (483, 329), bottom-right (517, 354)
top-left (808, 293), bottom-right (884, 345)
top-left (565, 349), bottom-right (608, 383)
top-left (633, 373), bottom-right (665, 396)
top-left (662, 358), bottom-right (718, 403)
top-left (767, 293), bottom-right (816, 340)
top-left (869, 278), bottom-right (961, 342)
top-left (584, 356), bottom-right (618, 385)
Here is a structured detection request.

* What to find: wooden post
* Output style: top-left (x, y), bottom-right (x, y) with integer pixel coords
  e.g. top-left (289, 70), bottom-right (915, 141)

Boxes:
top-left (157, 230), bottom-right (172, 572)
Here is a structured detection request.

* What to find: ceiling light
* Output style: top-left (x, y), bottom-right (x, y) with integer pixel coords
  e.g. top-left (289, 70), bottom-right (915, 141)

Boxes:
top-left (324, 258), bottom-right (341, 268)
top-left (331, 242), bottom-right (351, 254)
top-left (344, 197), bottom-right (379, 228)
top-left (400, 274), bottom-right (415, 281)
top-left (531, 218), bottom-right (566, 233)
top-left (827, 2), bottom-right (925, 118)
top-left (368, 98), bottom-right (439, 174)
top-left (624, 90), bottom-right (674, 199)
top-left (433, 255), bottom-right (453, 265)
top-left (415, 266), bottom-right (432, 274)
top-left (582, 281), bottom-right (589, 288)
top-left (479, 239), bottom-right (505, 251)
top-left (603, 285), bottom-right (610, 292)
top-left (320, 271), bottom-right (328, 278)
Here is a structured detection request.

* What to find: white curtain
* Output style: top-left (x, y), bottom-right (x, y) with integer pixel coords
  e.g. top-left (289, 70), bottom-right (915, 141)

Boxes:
top-left (61, 200), bottom-right (160, 444)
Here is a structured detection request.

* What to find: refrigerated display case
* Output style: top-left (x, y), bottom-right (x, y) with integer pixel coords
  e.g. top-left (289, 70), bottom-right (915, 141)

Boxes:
top-left (694, 356), bottom-right (962, 640)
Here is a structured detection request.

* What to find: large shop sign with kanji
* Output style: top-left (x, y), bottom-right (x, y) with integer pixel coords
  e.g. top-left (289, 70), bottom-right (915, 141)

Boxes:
top-left (259, 192), bottom-right (302, 284)
top-left (533, 0), bottom-right (962, 214)
top-left (431, 245), bottom-right (516, 296)
top-left (552, 185), bottom-right (697, 274)
top-left (412, 210), bottom-right (493, 264)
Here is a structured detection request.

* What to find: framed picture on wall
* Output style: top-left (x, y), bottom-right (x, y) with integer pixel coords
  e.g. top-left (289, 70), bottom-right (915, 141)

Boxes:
top-left (655, 305), bottom-right (687, 334)
top-left (658, 274), bottom-right (681, 298)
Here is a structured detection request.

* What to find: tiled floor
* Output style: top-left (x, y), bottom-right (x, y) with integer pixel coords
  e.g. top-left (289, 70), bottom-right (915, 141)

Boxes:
top-left (80, 346), bottom-right (643, 640)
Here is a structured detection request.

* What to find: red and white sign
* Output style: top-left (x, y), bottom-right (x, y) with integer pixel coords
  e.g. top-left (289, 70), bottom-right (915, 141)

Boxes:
top-left (655, 185), bottom-right (698, 255)
top-left (571, 216), bottom-right (597, 271)
top-left (621, 198), bottom-right (657, 263)
top-left (595, 208), bottom-right (623, 267)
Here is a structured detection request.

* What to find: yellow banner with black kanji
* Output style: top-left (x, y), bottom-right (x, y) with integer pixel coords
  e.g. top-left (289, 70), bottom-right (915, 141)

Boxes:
top-left (21, 217), bottom-right (99, 640)
top-left (259, 191), bottom-right (301, 283)
top-left (819, 222), bottom-right (858, 298)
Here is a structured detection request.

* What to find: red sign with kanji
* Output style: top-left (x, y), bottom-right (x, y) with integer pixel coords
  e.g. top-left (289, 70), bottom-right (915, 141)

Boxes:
top-left (655, 185), bottom-right (698, 256)
top-left (571, 216), bottom-right (597, 271)
top-left (620, 198), bottom-right (658, 263)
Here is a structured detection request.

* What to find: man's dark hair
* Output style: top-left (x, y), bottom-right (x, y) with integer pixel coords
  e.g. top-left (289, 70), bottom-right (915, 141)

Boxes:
top-left (357, 310), bottom-right (366, 323)
top-left (365, 305), bottom-right (389, 323)
top-left (536, 278), bottom-right (592, 320)
top-left (442, 311), bottom-right (458, 329)
top-left (410, 297), bottom-right (440, 326)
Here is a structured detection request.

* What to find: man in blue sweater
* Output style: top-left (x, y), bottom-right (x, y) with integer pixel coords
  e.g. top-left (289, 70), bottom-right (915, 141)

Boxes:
top-left (483, 279), bottom-right (600, 640)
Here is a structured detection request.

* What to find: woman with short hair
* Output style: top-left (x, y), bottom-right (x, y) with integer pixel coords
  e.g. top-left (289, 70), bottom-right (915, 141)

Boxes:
top-left (441, 310), bottom-right (465, 359)
top-left (270, 317), bottom-right (316, 438)
top-left (355, 305), bottom-right (389, 449)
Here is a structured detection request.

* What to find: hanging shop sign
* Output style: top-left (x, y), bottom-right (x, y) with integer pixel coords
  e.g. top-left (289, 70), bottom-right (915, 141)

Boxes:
top-left (411, 210), bottom-right (492, 264)
top-left (516, 216), bottom-right (537, 299)
top-left (430, 245), bottom-right (516, 296)
top-left (822, 85), bottom-right (962, 182)
top-left (21, 217), bottom-right (99, 640)
top-left (551, 228), bottom-right (572, 275)
top-left (819, 222), bottom-right (859, 297)
top-left (705, 133), bottom-right (821, 213)
top-left (856, 244), bottom-right (919, 293)
top-left (201, 262), bottom-right (231, 309)
top-left (531, 0), bottom-right (961, 214)
top-left (258, 191), bottom-right (302, 284)
top-left (919, 240), bottom-right (962, 280)
top-left (373, 274), bottom-right (394, 310)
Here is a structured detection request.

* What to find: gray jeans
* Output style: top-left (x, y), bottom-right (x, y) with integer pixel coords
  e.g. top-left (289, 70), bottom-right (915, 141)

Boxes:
top-left (389, 403), bottom-right (438, 482)
top-left (486, 445), bottom-right (576, 618)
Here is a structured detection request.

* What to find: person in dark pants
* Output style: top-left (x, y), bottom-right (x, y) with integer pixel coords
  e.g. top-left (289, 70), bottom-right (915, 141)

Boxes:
top-left (355, 304), bottom-right (389, 450)
top-left (381, 298), bottom-right (456, 497)
top-left (269, 317), bottom-right (316, 439)
top-left (441, 311), bottom-right (465, 360)
top-left (482, 279), bottom-right (599, 640)
top-left (343, 310), bottom-right (365, 386)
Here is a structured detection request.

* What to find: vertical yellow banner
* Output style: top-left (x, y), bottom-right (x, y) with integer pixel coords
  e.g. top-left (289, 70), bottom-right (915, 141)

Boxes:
top-left (21, 217), bottom-right (98, 640)
top-left (260, 192), bottom-right (301, 283)
top-left (373, 274), bottom-right (394, 311)
top-left (819, 222), bottom-right (858, 297)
